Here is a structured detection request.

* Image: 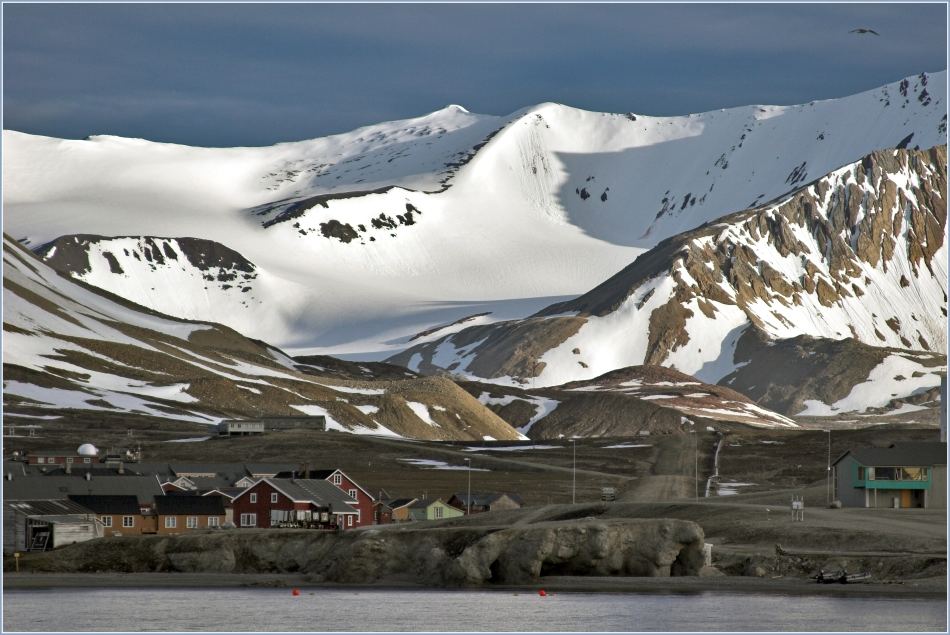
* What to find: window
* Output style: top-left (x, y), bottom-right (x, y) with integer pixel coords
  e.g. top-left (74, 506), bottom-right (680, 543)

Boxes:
top-left (165, 517), bottom-right (177, 529)
top-left (348, 489), bottom-right (357, 500)
top-left (347, 515), bottom-right (353, 527)
top-left (332, 474), bottom-right (342, 486)
top-left (37, 457), bottom-right (45, 464)
top-left (874, 467), bottom-right (896, 480)
top-left (240, 513), bottom-right (257, 527)
top-left (250, 493), bottom-right (257, 503)
top-left (122, 516), bottom-right (134, 528)
top-left (186, 516), bottom-right (198, 529)
top-left (435, 506), bottom-right (444, 519)
top-left (271, 493), bottom-right (278, 503)
top-left (66, 457), bottom-right (74, 464)
top-left (83, 457), bottom-right (91, 464)
top-left (101, 516), bottom-right (113, 527)
top-left (207, 516), bottom-right (219, 528)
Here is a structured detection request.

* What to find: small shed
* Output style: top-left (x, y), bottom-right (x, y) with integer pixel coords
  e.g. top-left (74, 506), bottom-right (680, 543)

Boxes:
top-left (447, 492), bottom-right (524, 515)
top-left (407, 498), bottom-right (464, 522)
top-left (3, 499), bottom-right (101, 553)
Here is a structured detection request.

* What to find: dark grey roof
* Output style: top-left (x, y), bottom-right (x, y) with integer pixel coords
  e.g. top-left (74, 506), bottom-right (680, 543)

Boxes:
top-left (154, 495), bottom-right (226, 516)
top-left (189, 476), bottom-right (237, 491)
top-left (123, 462), bottom-right (171, 474)
top-left (266, 479), bottom-right (357, 512)
top-left (4, 499), bottom-right (97, 517)
top-left (38, 466), bottom-right (133, 478)
top-left (3, 475), bottom-right (164, 503)
top-left (68, 495), bottom-right (140, 515)
top-left (202, 487), bottom-right (244, 500)
top-left (289, 479), bottom-right (357, 508)
top-left (834, 442), bottom-right (947, 468)
top-left (244, 464), bottom-right (296, 477)
top-left (450, 492), bottom-right (524, 507)
top-left (383, 498), bottom-right (416, 509)
top-left (29, 449), bottom-right (87, 457)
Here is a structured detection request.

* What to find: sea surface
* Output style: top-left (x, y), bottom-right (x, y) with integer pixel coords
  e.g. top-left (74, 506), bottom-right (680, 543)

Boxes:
top-left (3, 587), bottom-right (946, 632)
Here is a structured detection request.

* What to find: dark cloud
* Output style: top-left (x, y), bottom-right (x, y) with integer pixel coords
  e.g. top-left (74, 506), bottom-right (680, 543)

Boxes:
top-left (3, 3), bottom-right (946, 146)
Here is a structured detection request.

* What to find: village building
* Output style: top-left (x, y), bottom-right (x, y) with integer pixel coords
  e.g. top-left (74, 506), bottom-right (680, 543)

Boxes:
top-left (3, 499), bottom-right (101, 553)
top-left (230, 478), bottom-right (358, 529)
top-left (407, 498), bottom-right (464, 522)
top-left (374, 497), bottom-right (417, 524)
top-left (201, 487), bottom-right (244, 525)
top-left (278, 468), bottom-right (376, 527)
top-left (446, 492), bottom-right (524, 515)
top-left (4, 474), bottom-right (165, 514)
top-left (154, 495), bottom-right (227, 534)
top-left (218, 420), bottom-right (265, 436)
top-left (25, 449), bottom-right (96, 467)
top-left (68, 495), bottom-right (144, 537)
top-left (833, 441), bottom-right (947, 509)
top-left (219, 416), bottom-right (327, 435)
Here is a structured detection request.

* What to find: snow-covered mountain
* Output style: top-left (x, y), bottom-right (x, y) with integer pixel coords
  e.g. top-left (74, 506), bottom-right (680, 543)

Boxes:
top-left (2, 235), bottom-right (525, 441)
top-left (390, 146), bottom-right (947, 415)
top-left (4, 72), bottom-right (945, 359)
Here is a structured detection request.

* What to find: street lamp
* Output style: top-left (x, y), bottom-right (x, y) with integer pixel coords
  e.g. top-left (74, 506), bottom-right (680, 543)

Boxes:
top-left (464, 458), bottom-right (472, 515)
top-left (571, 439), bottom-right (577, 504)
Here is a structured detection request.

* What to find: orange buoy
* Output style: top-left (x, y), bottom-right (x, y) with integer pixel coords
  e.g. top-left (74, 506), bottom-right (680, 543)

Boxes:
top-left (291, 588), bottom-right (301, 596)
top-left (538, 589), bottom-right (547, 597)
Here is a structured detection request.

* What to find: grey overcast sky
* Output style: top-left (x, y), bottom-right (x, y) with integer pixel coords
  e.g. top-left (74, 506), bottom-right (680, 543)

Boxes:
top-left (3, 3), bottom-right (947, 147)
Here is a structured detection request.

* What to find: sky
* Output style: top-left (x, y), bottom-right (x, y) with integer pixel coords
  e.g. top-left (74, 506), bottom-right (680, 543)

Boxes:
top-left (3, 3), bottom-right (947, 147)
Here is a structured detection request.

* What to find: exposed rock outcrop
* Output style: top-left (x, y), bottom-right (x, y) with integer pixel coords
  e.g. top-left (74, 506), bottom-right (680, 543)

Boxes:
top-left (19, 519), bottom-right (706, 586)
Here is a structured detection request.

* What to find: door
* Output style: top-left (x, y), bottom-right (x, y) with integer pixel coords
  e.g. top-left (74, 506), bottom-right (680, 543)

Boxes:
top-left (900, 490), bottom-right (912, 508)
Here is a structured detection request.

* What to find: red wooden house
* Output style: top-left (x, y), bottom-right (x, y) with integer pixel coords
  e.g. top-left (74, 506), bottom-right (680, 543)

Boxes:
top-left (230, 478), bottom-right (358, 529)
top-left (282, 468), bottom-right (376, 528)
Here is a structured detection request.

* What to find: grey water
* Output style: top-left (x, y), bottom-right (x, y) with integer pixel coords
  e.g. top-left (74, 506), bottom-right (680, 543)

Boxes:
top-left (2, 588), bottom-right (946, 632)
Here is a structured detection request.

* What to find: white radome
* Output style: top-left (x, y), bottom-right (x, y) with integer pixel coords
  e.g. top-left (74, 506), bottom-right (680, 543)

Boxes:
top-left (77, 443), bottom-right (98, 456)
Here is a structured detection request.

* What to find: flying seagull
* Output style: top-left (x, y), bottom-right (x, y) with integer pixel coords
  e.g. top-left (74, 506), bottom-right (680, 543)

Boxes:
top-left (849, 28), bottom-right (880, 35)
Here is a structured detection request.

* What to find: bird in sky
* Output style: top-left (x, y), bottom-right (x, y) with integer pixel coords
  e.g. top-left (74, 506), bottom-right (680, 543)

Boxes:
top-left (849, 28), bottom-right (880, 35)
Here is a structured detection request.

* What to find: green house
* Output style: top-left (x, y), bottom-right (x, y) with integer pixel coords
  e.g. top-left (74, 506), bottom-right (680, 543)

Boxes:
top-left (832, 442), bottom-right (946, 509)
top-left (407, 498), bottom-right (464, 521)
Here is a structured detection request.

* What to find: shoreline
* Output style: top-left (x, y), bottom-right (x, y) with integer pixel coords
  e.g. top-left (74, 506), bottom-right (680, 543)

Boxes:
top-left (3, 572), bottom-right (945, 598)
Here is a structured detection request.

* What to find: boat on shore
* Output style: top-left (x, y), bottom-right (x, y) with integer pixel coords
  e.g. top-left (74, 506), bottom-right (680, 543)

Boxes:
top-left (814, 569), bottom-right (872, 584)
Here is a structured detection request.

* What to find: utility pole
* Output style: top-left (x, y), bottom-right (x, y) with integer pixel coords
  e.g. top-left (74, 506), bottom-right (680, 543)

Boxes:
top-left (464, 458), bottom-right (472, 515)
top-left (826, 429), bottom-right (832, 506)
top-left (572, 439), bottom-right (577, 504)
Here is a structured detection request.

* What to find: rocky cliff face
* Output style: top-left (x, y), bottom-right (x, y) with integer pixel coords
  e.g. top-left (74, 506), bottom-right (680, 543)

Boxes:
top-left (19, 518), bottom-right (706, 585)
top-left (390, 146), bottom-right (948, 414)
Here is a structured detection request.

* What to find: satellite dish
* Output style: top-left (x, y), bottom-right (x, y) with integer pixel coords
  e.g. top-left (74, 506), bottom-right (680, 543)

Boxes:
top-left (77, 443), bottom-right (98, 456)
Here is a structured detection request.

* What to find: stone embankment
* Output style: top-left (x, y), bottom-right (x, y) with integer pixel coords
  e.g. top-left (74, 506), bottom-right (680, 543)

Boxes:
top-left (13, 518), bottom-right (705, 587)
